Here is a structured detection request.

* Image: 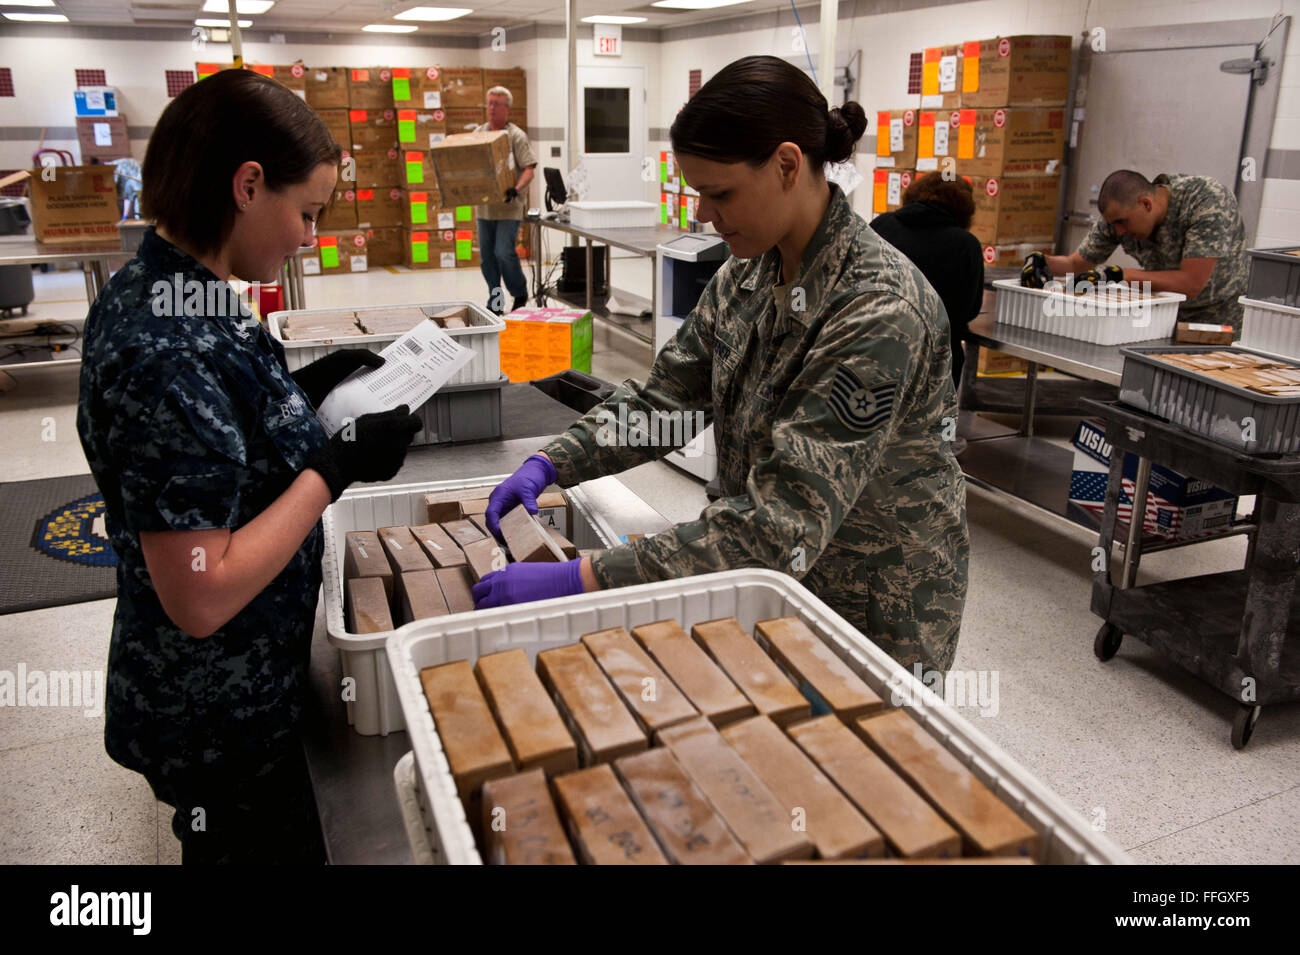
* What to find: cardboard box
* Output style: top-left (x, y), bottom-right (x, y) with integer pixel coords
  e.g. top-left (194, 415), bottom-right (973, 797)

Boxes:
top-left (430, 129), bottom-right (514, 206)
top-left (952, 107), bottom-right (1066, 178)
top-left (397, 569), bottom-right (449, 624)
top-left (920, 45), bottom-right (962, 109)
top-left (306, 66), bottom-right (348, 109)
top-left (481, 769), bottom-right (577, 865)
top-left (581, 627), bottom-right (699, 735)
top-left (914, 111), bottom-right (956, 173)
top-left (75, 115), bottom-right (130, 162)
top-left (315, 108), bottom-right (351, 151)
top-left (657, 717), bottom-right (814, 864)
top-left (691, 617), bottom-right (810, 727)
top-left (613, 747), bottom-right (752, 865)
top-left (552, 764), bottom-right (668, 865)
top-left (269, 63), bottom-right (307, 96)
top-left (751, 617), bottom-right (884, 721)
top-left (347, 67), bottom-right (395, 110)
top-left (303, 230), bottom-right (367, 276)
top-left (435, 566), bottom-right (475, 614)
top-left (1175, 321), bottom-right (1236, 345)
top-left (461, 536), bottom-right (505, 582)
top-left (977, 240), bottom-right (1042, 270)
top-left (499, 307), bottom-right (595, 382)
top-left (443, 105), bottom-right (486, 132)
top-left (339, 148), bottom-right (401, 189)
top-left (440, 66), bottom-right (484, 108)
top-left (474, 649), bottom-right (578, 776)
top-left (968, 174), bottom-right (1061, 246)
top-left (377, 524), bottom-right (433, 575)
top-left (354, 186), bottom-right (404, 228)
top-left (630, 620), bottom-right (754, 727)
top-left (318, 190), bottom-right (356, 231)
top-left (408, 522), bottom-right (466, 569)
top-left (536, 642), bottom-right (647, 765)
top-left (345, 576), bottom-right (394, 634)
top-left (790, 714), bottom-right (961, 858)
top-left (1068, 418), bottom-right (1238, 541)
top-left (363, 226), bottom-right (404, 268)
top-left (401, 189), bottom-right (449, 227)
top-left (27, 165), bottom-right (119, 245)
top-left (977, 345), bottom-right (1030, 376)
top-left (874, 108), bottom-right (918, 169)
top-left (391, 66), bottom-right (444, 110)
top-left (404, 228), bottom-right (478, 270)
top-left (420, 660), bottom-right (516, 816)
top-left (854, 710), bottom-right (1038, 857)
top-left (499, 505), bottom-right (563, 562)
top-left (721, 715), bottom-right (885, 860)
top-left (871, 168), bottom-right (915, 216)
top-left (960, 35), bottom-right (1072, 109)
top-left (396, 107), bottom-right (448, 150)
top-left (399, 150), bottom-right (439, 190)
top-left (482, 68), bottom-right (526, 104)
top-left (348, 108), bottom-right (398, 152)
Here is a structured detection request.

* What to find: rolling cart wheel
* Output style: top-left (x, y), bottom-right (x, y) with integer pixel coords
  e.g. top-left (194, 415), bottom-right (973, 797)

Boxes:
top-left (1093, 623), bottom-right (1123, 661)
top-left (1231, 704), bottom-right (1261, 750)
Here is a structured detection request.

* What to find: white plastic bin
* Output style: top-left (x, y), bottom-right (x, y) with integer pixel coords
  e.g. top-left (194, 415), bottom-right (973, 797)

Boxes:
top-left (1239, 295), bottom-right (1300, 360)
top-left (993, 279), bottom-right (1184, 345)
top-left (386, 568), bottom-right (1133, 866)
top-left (567, 200), bottom-right (658, 230)
top-left (394, 751), bottom-right (437, 864)
top-left (267, 301), bottom-right (503, 386)
top-left (323, 476), bottom-right (620, 736)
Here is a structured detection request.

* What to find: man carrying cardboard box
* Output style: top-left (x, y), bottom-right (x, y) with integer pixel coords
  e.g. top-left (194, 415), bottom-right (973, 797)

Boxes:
top-left (1024, 169), bottom-right (1248, 333)
top-left (475, 85), bottom-right (536, 315)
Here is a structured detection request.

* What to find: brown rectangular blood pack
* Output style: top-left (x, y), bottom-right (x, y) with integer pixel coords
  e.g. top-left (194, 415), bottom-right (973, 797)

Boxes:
top-left (547, 526), bottom-right (578, 559)
top-left (753, 617), bottom-right (884, 721)
top-left (613, 747), bottom-right (751, 865)
top-left (435, 565), bottom-right (476, 614)
top-left (499, 505), bottom-right (563, 562)
top-left (343, 530), bottom-right (393, 602)
top-left (630, 620), bottom-right (753, 726)
top-left (461, 537), bottom-right (505, 582)
top-left (580, 627), bottom-right (698, 735)
top-left (408, 522), bottom-right (466, 569)
top-left (536, 643), bottom-right (647, 765)
top-left (419, 660), bottom-right (515, 824)
top-left (424, 489), bottom-right (471, 524)
top-left (397, 569), bottom-right (449, 624)
top-left (458, 497), bottom-right (490, 519)
top-left (854, 710), bottom-right (1039, 857)
top-left (657, 717), bottom-right (813, 863)
top-left (480, 769), bottom-right (576, 865)
top-left (441, 519), bottom-right (486, 549)
top-left (721, 715), bottom-right (884, 860)
top-left (469, 515), bottom-right (492, 538)
top-left (552, 765), bottom-right (669, 865)
top-left (788, 714), bottom-right (961, 858)
top-left (346, 576), bottom-right (394, 633)
top-left (474, 649), bottom-right (577, 776)
top-left (376, 525), bottom-right (433, 575)
top-left (691, 617), bottom-right (810, 726)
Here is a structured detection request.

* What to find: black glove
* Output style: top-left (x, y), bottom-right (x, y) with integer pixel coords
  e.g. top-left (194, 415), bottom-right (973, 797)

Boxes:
top-left (504, 187), bottom-right (519, 202)
top-left (1067, 265), bottom-right (1124, 293)
top-left (291, 350), bottom-right (385, 408)
top-left (1020, 251), bottom-right (1052, 289)
top-left (305, 405), bottom-right (423, 502)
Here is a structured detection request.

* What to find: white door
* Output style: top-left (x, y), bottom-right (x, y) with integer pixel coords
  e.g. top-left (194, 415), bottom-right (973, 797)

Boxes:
top-left (576, 65), bottom-right (646, 202)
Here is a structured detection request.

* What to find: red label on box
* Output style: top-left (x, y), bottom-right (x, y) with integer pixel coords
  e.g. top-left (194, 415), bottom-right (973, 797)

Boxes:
top-left (353, 234), bottom-right (365, 246)
top-left (393, 68), bottom-right (409, 79)
top-left (356, 189), bottom-right (372, 200)
top-left (963, 40), bottom-right (980, 57)
top-left (345, 189), bottom-right (356, 201)
top-left (986, 178), bottom-right (999, 196)
top-left (998, 38), bottom-right (1010, 56)
top-left (994, 108), bottom-right (1006, 128)
top-left (433, 109), bottom-right (445, 121)
top-left (291, 64), bottom-right (304, 78)
top-left (426, 67), bottom-right (439, 80)
top-left (320, 236), bottom-right (338, 248)
top-left (390, 188), bottom-right (402, 199)
top-left (983, 245), bottom-right (996, 263)
top-left (380, 69), bottom-right (391, 82)
top-left (352, 69), bottom-right (369, 82)
top-left (412, 191), bottom-right (428, 203)
top-left (950, 110), bottom-right (961, 127)
top-left (904, 109), bottom-right (914, 126)
top-left (350, 109), bottom-right (367, 122)
top-left (398, 109), bottom-right (416, 121)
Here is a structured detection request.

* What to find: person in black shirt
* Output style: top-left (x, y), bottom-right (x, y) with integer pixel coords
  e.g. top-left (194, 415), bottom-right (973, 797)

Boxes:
top-left (870, 173), bottom-right (984, 387)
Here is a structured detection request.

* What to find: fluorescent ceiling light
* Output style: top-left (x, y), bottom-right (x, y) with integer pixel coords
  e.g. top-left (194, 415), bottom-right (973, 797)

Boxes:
top-left (363, 23), bottom-right (418, 32)
top-left (201, 0), bottom-right (275, 14)
top-left (582, 15), bottom-right (647, 23)
top-left (652, 0), bottom-right (752, 7)
top-left (1, 0), bottom-right (56, 6)
top-left (394, 6), bottom-right (472, 21)
top-left (3, 11), bottom-right (67, 20)
top-left (196, 18), bottom-right (253, 27)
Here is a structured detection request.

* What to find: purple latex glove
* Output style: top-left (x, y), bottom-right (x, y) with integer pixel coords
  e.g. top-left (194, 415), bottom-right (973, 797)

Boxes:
top-left (485, 453), bottom-right (558, 543)
top-left (472, 558), bottom-right (584, 609)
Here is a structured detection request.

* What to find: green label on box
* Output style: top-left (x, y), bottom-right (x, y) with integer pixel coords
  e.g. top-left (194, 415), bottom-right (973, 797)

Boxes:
top-left (406, 159), bottom-right (423, 184)
top-left (679, 203), bottom-right (687, 228)
top-left (320, 245), bottom-right (340, 269)
top-left (456, 237), bottom-right (472, 259)
top-left (392, 77), bottom-right (410, 101)
top-left (398, 118), bottom-right (415, 142)
top-left (410, 199), bottom-right (427, 225)
top-left (660, 160), bottom-right (667, 181)
top-left (455, 205), bottom-right (472, 221)
top-left (660, 199), bottom-right (668, 224)
top-left (571, 311), bottom-right (593, 373)
top-left (411, 239), bottom-right (428, 263)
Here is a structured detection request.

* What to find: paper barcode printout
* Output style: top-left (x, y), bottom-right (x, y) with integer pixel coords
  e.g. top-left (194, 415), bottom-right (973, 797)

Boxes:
top-left (317, 319), bottom-right (474, 436)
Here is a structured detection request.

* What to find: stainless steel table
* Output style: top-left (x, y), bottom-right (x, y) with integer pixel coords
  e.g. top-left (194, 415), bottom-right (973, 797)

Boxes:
top-left (531, 217), bottom-right (682, 343)
top-left (0, 235), bottom-right (128, 305)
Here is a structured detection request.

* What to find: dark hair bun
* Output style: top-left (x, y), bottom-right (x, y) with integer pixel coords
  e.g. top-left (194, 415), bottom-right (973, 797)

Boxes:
top-left (825, 101), bottom-right (868, 164)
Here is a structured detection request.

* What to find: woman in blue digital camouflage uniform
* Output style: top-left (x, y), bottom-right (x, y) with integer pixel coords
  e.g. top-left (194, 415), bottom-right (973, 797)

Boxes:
top-left (478, 56), bottom-right (969, 676)
top-left (77, 69), bottom-right (421, 864)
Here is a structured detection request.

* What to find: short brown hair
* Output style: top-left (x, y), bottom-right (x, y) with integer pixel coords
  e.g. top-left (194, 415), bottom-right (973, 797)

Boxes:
top-left (901, 172), bottom-right (975, 229)
top-left (142, 68), bottom-right (341, 257)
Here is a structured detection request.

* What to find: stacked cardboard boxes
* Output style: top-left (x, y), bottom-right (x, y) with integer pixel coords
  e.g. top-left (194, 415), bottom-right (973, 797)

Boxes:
top-left (499, 306), bottom-right (594, 382)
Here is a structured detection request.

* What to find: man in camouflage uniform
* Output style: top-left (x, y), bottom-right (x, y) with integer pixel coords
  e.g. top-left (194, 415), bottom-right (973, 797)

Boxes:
top-left (1045, 170), bottom-right (1248, 330)
top-left (77, 229), bottom-right (328, 863)
top-left (541, 183), bottom-right (968, 673)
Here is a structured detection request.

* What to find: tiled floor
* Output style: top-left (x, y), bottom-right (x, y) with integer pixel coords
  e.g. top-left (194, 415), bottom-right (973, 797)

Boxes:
top-left (1, 256), bottom-right (1296, 864)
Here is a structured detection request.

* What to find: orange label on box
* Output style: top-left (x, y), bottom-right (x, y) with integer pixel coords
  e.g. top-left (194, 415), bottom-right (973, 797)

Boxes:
top-left (357, 189), bottom-right (373, 200)
top-left (922, 47), bottom-right (941, 96)
top-left (318, 236), bottom-right (338, 247)
top-left (876, 111), bottom-right (890, 157)
top-left (957, 109), bottom-right (976, 158)
top-left (873, 169), bottom-right (888, 214)
top-left (352, 69), bottom-right (369, 82)
top-left (251, 64), bottom-right (274, 77)
top-left (963, 41), bottom-right (980, 93)
top-left (350, 109), bottom-right (367, 123)
top-left (918, 111), bottom-right (935, 158)
top-left (393, 68), bottom-right (410, 79)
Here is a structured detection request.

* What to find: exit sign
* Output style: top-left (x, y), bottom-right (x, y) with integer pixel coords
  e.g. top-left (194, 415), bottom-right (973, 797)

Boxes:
top-left (594, 23), bottom-right (622, 56)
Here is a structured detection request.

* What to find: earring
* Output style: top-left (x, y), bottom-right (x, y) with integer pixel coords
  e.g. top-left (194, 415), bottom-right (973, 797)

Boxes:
top-left (241, 202), bottom-right (248, 209)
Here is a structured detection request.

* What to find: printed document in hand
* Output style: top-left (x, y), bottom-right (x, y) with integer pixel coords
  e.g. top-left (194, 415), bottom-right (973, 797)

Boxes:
top-left (317, 321), bottom-right (474, 436)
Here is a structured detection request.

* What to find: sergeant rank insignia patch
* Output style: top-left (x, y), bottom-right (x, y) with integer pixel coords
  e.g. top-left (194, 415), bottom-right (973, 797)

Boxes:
top-left (829, 365), bottom-right (896, 433)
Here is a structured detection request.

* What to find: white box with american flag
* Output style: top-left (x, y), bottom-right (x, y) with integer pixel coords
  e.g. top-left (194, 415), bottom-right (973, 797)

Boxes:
top-left (1068, 419), bottom-right (1237, 540)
